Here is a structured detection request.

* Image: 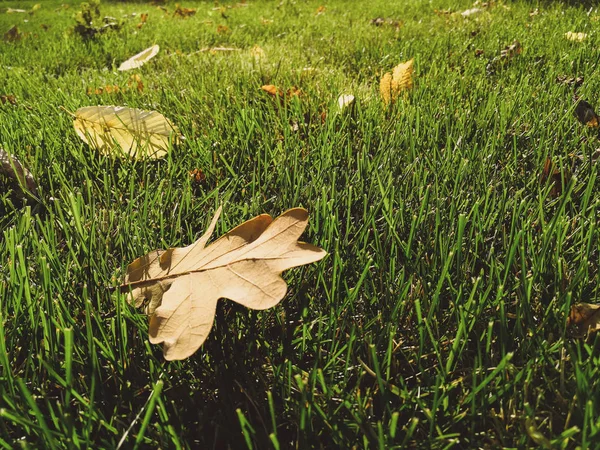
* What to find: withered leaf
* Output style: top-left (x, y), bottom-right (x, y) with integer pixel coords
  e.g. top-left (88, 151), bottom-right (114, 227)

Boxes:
top-left (540, 157), bottom-right (569, 198)
top-left (3, 25), bottom-right (21, 42)
top-left (121, 207), bottom-right (327, 360)
top-left (574, 99), bottom-right (599, 128)
top-left (568, 303), bottom-right (600, 337)
top-left (73, 105), bottom-right (179, 159)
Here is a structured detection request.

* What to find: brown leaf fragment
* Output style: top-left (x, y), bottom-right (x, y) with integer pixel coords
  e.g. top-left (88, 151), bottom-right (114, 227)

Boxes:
top-left (575, 99), bottom-right (599, 128)
top-left (540, 157), bottom-right (569, 198)
top-left (0, 148), bottom-right (38, 199)
top-left (556, 75), bottom-right (584, 88)
top-left (121, 207), bottom-right (327, 360)
top-left (1, 94), bottom-right (17, 105)
top-left (173, 4), bottom-right (196, 18)
top-left (568, 303), bottom-right (600, 337)
top-left (315, 5), bottom-right (326, 15)
top-left (216, 24), bottom-right (230, 34)
top-left (4, 25), bottom-right (21, 42)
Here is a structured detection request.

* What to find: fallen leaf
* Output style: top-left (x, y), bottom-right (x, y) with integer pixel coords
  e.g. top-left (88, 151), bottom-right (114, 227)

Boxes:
top-left (3, 25), bottom-right (21, 42)
top-left (73, 106), bottom-right (179, 159)
top-left (122, 207), bottom-right (327, 360)
top-left (486, 40), bottom-right (522, 75)
top-left (118, 44), bottom-right (159, 71)
top-left (461, 8), bottom-right (482, 17)
top-left (574, 99), bottom-right (599, 128)
top-left (6, 8), bottom-right (27, 14)
top-left (565, 31), bottom-right (587, 42)
top-left (0, 94), bottom-right (17, 105)
top-left (29, 4), bottom-right (41, 14)
top-left (261, 84), bottom-right (282, 96)
top-left (189, 168), bottom-right (206, 184)
top-left (337, 94), bottom-right (355, 111)
top-left (540, 157), bottom-right (569, 198)
top-left (556, 75), bottom-right (584, 88)
top-left (315, 5), bottom-right (326, 15)
top-left (128, 74), bottom-right (144, 92)
top-left (0, 148), bottom-right (38, 199)
top-left (380, 59), bottom-right (414, 105)
top-left (216, 24), bottom-right (230, 34)
top-left (137, 13), bottom-right (148, 29)
top-left (250, 45), bottom-right (266, 61)
top-left (173, 4), bottom-right (196, 18)
top-left (568, 303), bottom-right (600, 337)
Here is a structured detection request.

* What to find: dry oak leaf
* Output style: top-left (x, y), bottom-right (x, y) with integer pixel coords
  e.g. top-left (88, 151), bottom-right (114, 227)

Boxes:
top-left (121, 207), bottom-right (327, 360)
top-left (118, 45), bottom-right (159, 71)
top-left (73, 105), bottom-right (179, 159)
top-left (568, 303), bottom-right (600, 337)
top-left (380, 59), bottom-right (414, 105)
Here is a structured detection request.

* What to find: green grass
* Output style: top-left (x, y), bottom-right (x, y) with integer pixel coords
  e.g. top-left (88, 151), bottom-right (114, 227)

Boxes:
top-left (1, 0), bottom-right (600, 447)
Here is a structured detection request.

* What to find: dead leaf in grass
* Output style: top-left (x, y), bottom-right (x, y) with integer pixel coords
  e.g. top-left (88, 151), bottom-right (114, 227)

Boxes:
top-left (173, 4), bottom-right (196, 18)
top-left (565, 31), bottom-right (587, 42)
top-left (1, 94), bottom-right (17, 105)
top-left (261, 84), bottom-right (282, 96)
top-left (315, 5), bottom-right (326, 15)
top-left (73, 105), bottom-right (179, 159)
top-left (540, 157), bottom-right (570, 198)
top-left (3, 25), bottom-right (21, 42)
top-left (121, 207), bottom-right (327, 360)
top-left (118, 45), bottom-right (159, 71)
top-left (574, 99), bottom-right (599, 128)
top-left (137, 13), bottom-right (148, 29)
top-left (380, 59), bottom-right (414, 105)
top-left (568, 303), bottom-right (600, 337)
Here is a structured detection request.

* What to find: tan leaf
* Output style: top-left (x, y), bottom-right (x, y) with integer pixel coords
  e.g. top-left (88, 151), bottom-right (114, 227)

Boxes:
top-left (261, 84), bottom-right (282, 96)
top-left (568, 303), bottom-right (600, 337)
top-left (565, 31), bottom-right (587, 42)
top-left (380, 59), bottom-right (414, 105)
top-left (73, 105), bottom-right (179, 159)
top-left (121, 207), bottom-right (327, 360)
top-left (118, 45), bottom-right (159, 71)
top-left (6, 8), bottom-right (27, 13)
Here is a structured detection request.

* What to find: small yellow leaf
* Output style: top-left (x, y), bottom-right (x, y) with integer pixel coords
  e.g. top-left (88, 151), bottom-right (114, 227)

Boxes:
top-left (565, 31), bottom-right (587, 42)
top-left (380, 59), bottom-right (414, 105)
top-left (118, 45), bottom-right (159, 71)
top-left (122, 207), bottom-right (327, 360)
top-left (73, 105), bottom-right (179, 159)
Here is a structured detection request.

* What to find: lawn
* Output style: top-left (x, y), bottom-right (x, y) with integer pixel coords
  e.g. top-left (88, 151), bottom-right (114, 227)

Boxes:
top-left (1, 0), bottom-right (600, 448)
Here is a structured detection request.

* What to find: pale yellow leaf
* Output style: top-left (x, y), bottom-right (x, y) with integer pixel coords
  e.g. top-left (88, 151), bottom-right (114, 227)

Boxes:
top-left (118, 45), bottom-right (160, 71)
top-left (337, 94), bottom-right (355, 111)
top-left (380, 59), bottom-right (413, 105)
top-left (121, 207), bottom-right (327, 360)
top-left (73, 105), bottom-right (179, 159)
top-left (565, 31), bottom-right (587, 42)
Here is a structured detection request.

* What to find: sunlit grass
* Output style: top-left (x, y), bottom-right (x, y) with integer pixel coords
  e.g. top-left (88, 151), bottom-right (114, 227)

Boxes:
top-left (1, 0), bottom-right (600, 447)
